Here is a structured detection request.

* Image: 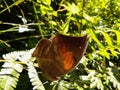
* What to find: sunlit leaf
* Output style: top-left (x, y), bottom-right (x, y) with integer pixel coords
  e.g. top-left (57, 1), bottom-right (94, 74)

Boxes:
top-left (99, 49), bottom-right (110, 59)
top-left (63, 3), bottom-right (80, 14)
top-left (87, 29), bottom-right (104, 49)
top-left (109, 48), bottom-right (118, 57)
top-left (43, 0), bottom-right (51, 5)
top-left (101, 31), bottom-right (113, 46)
top-left (112, 30), bottom-right (120, 46)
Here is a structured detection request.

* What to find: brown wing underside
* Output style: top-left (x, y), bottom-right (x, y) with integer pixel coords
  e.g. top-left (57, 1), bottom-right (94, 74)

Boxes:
top-left (32, 33), bottom-right (89, 80)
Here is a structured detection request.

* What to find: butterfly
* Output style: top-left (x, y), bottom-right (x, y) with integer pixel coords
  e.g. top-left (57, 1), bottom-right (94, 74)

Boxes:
top-left (32, 33), bottom-right (89, 81)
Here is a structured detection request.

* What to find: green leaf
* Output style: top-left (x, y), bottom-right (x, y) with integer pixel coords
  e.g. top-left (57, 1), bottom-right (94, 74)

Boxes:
top-left (63, 3), bottom-right (80, 15)
top-left (58, 14), bottom-right (71, 34)
top-left (101, 31), bottom-right (113, 46)
top-left (68, 3), bottom-right (80, 14)
top-left (109, 48), bottom-right (118, 57)
top-left (40, 5), bottom-right (48, 15)
top-left (112, 30), bottom-right (120, 46)
top-left (101, 31), bottom-right (118, 57)
top-left (99, 49), bottom-right (110, 59)
top-left (87, 29), bottom-right (104, 49)
top-left (43, 0), bottom-right (51, 5)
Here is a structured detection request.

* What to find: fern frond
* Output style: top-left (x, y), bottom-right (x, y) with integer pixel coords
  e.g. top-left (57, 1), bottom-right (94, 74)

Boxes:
top-left (88, 71), bottom-right (105, 90)
top-left (27, 62), bottom-right (45, 90)
top-left (0, 49), bottom-right (35, 90)
top-left (0, 62), bottom-right (23, 90)
top-left (107, 68), bottom-right (120, 90)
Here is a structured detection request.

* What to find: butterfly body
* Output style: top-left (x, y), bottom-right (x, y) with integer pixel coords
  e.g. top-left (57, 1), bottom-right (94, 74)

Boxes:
top-left (32, 33), bottom-right (89, 80)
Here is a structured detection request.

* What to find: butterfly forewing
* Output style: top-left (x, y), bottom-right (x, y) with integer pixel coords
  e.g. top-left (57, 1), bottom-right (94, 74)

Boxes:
top-left (53, 34), bottom-right (89, 72)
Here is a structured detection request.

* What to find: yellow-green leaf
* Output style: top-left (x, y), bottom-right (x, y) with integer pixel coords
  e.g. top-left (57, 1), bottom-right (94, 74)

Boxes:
top-left (101, 31), bottom-right (113, 46)
top-left (112, 30), bottom-right (120, 46)
top-left (87, 29), bottom-right (104, 49)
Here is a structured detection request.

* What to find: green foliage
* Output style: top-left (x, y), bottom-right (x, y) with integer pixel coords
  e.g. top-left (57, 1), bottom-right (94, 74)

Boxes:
top-left (87, 29), bottom-right (120, 59)
top-left (0, 62), bottom-right (23, 90)
top-left (0, 52), bottom-right (24, 90)
top-left (0, 0), bottom-right (120, 90)
top-left (0, 49), bottom-right (46, 90)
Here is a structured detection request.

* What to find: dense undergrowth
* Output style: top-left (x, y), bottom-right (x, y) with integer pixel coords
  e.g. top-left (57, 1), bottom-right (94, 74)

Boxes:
top-left (0, 0), bottom-right (120, 90)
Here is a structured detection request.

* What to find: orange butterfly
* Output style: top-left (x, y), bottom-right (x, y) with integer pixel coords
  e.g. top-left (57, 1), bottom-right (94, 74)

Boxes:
top-left (32, 33), bottom-right (89, 81)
